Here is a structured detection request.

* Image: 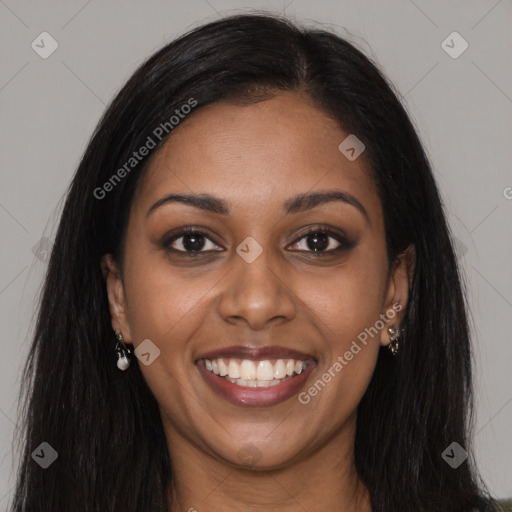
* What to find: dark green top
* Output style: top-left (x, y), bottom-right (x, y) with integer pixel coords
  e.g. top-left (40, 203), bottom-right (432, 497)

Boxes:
top-left (498, 500), bottom-right (512, 512)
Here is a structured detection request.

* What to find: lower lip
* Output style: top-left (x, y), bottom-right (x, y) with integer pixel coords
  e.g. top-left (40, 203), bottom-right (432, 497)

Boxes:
top-left (197, 360), bottom-right (315, 407)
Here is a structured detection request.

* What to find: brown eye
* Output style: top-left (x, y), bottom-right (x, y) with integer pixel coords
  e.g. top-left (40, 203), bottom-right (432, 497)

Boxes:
top-left (288, 228), bottom-right (355, 255)
top-left (163, 228), bottom-right (223, 255)
top-left (301, 232), bottom-right (333, 252)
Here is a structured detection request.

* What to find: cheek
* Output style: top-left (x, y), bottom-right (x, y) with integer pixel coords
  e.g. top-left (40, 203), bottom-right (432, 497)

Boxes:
top-left (121, 244), bottom-right (214, 346)
top-left (120, 247), bottom-right (215, 421)
top-left (293, 248), bottom-right (387, 403)
top-left (298, 253), bottom-right (388, 346)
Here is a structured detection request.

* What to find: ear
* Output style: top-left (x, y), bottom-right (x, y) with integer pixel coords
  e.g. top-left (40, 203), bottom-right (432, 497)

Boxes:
top-left (101, 254), bottom-right (132, 342)
top-left (379, 244), bottom-right (416, 347)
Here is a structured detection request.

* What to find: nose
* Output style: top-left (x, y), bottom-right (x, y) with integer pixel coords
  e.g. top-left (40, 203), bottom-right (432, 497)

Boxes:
top-left (216, 248), bottom-right (296, 331)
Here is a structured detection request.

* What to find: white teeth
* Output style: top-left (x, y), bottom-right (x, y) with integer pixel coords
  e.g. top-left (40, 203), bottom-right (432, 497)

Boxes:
top-left (274, 359), bottom-right (286, 379)
top-left (240, 359), bottom-right (256, 380)
top-left (218, 359), bottom-right (228, 377)
top-left (203, 357), bottom-right (312, 387)
top-left (256, 360), bottom-right (274, 380)
top-left (228, 359), bottom-right (240, 379)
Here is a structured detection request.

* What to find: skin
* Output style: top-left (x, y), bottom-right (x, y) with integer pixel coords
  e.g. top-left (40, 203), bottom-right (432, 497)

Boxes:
top-left (102, 91), bottom-right (415, 512)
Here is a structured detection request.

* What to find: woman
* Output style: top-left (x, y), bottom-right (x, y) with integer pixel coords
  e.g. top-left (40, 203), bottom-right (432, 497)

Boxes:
top-left (11, 13), bottom-right (499, 512)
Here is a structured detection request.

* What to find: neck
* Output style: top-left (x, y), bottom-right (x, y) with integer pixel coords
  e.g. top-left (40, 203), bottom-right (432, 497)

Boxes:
top-left (163, 415), bottom-right (372, 512)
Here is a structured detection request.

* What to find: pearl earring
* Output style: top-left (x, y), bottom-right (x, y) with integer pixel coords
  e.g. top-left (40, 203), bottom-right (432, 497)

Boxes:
top-left (115, 331), bottom-right (132, 370)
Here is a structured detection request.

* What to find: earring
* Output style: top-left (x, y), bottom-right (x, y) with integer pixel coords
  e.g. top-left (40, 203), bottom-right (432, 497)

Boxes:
top-left (387, 325), bottom-right (401, 356)
top-left (115, 331), bottom-right (132, 370)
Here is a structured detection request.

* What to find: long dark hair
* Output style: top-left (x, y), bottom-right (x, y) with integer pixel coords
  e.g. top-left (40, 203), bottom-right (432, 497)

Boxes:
top-left (11, 13), bottom-right (497, 512)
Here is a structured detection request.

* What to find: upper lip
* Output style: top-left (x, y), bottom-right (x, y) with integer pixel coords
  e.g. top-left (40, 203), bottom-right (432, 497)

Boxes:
top-left (196, 345), bottom-right (315, 361)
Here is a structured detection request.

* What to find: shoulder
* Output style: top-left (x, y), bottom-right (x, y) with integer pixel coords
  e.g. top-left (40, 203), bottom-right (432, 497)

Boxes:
top-left (497, 500), bottom-right (512, 512)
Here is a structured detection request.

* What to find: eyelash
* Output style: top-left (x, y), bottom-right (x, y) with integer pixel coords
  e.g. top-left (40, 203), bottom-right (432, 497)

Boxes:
top-left (162, 226), bottom-right (354, 258)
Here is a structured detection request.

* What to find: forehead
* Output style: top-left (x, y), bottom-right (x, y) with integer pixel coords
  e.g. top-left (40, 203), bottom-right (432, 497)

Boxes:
top-left (134, 91), bottom-right (380, 222)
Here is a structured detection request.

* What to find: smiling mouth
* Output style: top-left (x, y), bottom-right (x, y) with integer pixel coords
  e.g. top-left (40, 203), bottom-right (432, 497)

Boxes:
top-left (201, 357), bottom-right (313, 387)
top-left (195, 345), bottom-right (317, 407)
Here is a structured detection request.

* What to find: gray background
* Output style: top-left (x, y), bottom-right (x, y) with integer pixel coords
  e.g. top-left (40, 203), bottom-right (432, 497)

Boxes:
top-left (0, 0), bottom-right (511, 506)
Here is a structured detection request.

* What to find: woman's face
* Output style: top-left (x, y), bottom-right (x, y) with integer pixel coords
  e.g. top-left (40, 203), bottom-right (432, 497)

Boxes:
top-left (104, 91), bottom-right (412, 469)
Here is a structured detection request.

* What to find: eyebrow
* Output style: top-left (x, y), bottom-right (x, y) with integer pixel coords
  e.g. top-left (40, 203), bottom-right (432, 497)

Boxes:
top-left (146, 189), bottom-right (369, 223)
top-left (283, 190), bottom-right (369, 223)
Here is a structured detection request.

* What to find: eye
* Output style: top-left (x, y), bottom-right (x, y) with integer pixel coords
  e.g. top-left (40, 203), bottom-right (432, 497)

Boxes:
top-left (288, 227), bottom-right (354, 255)
top-left (163, 227), bottom-right (224, 255)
